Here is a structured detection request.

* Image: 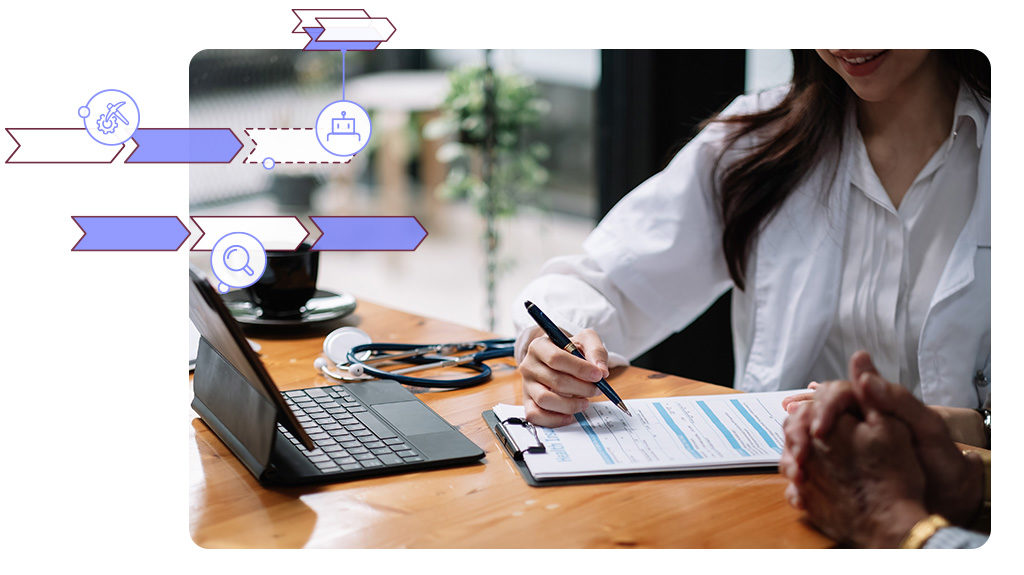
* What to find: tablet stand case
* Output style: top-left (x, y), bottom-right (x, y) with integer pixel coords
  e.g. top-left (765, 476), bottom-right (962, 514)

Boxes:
top-left (192, 337), bottom-right (279, 481)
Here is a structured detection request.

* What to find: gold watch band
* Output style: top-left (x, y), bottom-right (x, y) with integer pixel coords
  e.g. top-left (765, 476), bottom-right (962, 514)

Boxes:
top-left (899, 514), bottom-right (951, 549)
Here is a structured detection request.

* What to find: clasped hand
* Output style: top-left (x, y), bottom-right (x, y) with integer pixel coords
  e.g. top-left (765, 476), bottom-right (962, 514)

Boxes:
top-left (778, 351), bottom-right (986, 547)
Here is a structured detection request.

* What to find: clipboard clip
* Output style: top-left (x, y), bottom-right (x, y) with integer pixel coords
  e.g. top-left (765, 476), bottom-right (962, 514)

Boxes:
top-left (494, 417), bottom-right (546, 460)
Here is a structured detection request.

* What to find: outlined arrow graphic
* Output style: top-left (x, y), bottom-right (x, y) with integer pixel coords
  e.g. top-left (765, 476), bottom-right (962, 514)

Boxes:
top-left (310, 217), bottom-right (427, 251)
top-left (72, 216), bottom-right (191, 251)
top-left (292, 8), bottom-right (396, 51)
top-left (190, 216), bottom-right (310, 251)
top-left (5, 128), bottom-right (124, 163)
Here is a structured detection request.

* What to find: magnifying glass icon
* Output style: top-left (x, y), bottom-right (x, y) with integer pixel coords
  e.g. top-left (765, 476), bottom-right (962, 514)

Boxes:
top-left (223, 245), bottom-right (254, 276)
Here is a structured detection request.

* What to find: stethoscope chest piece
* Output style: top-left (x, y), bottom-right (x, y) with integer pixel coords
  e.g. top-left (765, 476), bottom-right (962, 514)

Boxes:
top-left (323, 327), bottom-right (372, 364)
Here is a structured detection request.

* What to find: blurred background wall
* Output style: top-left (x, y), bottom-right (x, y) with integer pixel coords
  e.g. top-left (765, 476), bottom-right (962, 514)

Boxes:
top-left (189, 49), bottom-right (794, 386)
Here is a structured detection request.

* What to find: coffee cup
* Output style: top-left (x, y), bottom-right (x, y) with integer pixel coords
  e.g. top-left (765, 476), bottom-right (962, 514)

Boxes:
top-left (246, 243), bottom-right (319, 318)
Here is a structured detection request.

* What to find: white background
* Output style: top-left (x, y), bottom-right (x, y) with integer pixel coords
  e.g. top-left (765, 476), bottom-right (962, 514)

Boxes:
top-left (0, 0), bottom-right (1017, 571)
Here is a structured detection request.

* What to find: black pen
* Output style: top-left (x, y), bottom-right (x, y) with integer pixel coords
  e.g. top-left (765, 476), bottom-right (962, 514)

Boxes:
top-left (524, 300), bottom-right (632, 417)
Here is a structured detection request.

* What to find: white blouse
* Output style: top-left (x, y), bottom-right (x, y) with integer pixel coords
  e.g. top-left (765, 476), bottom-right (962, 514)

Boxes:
top-left (810, 85), bottom-right (987, 392)
top-left (512, 83), bottom-right (991, 407)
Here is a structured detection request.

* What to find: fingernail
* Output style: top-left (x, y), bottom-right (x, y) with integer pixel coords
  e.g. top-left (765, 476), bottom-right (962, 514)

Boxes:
top-left (598, 361), bottom-right (609, 378)
top-left (589, 367), bottom-right (603, 381)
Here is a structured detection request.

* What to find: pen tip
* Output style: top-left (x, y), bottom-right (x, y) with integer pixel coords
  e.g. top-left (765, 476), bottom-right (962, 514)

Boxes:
top-left (619, 403), bottom-right (632, 417)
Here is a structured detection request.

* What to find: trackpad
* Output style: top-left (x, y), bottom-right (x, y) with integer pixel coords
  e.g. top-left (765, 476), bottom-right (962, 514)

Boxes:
top-left (372, 401), bottom-right (452, 436)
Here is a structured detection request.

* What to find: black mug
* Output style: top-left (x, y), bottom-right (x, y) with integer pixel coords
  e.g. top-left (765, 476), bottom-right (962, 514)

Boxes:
top-left (247, 243), bottom-right (319, 318)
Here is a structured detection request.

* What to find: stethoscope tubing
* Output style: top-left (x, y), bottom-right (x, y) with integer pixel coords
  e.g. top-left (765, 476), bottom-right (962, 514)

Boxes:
top-left (319, 338), bottom-right (515, 389)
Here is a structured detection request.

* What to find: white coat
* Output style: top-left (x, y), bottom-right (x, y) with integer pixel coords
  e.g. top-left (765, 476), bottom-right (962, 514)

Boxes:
top-left (512, 87), bottom-right (990, 408)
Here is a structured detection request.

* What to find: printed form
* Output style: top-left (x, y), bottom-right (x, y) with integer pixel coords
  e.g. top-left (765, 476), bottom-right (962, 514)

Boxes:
top-left (492, 391), bottom-right (803, 479)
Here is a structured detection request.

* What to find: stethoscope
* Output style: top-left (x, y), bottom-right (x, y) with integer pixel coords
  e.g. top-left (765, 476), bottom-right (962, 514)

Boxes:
top-left (313, 327), bottom-right (515, 388)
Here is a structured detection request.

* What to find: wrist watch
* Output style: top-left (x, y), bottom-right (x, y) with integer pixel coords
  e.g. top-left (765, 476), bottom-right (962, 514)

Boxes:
top-left (975, 407), bottom-right (991, 449)
top-left (899, 514), bottom-right (951, 549)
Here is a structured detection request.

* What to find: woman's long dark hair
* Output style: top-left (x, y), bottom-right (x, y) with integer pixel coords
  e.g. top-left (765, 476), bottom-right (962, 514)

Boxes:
top-left (710, 49), bottom-right (990, 291)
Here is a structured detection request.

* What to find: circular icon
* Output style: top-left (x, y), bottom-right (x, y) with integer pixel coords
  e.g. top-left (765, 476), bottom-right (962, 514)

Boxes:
top-left (80, 89), bottom-right (140, 146)
top-left (224, 245), bottom-right (255, 275)
top-left (315, 100), bottom-right (372, 157)
top-left (210, 232), bottom-right (267, 294)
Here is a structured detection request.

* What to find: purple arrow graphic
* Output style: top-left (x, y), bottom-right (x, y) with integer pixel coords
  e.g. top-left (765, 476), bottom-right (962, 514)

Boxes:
top-left (300, 27), bottom-right (382, 51)
top-left (126, 129), bottom-right (242, 163)
top-left (72, 216), bottom-right (190, 251)
top-left (310, 217), bottom-right (427, 251)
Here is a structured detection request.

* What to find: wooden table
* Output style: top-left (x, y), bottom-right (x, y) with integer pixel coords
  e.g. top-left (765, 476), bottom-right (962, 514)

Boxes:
top-left (189, 300), bottom-right (832, 548)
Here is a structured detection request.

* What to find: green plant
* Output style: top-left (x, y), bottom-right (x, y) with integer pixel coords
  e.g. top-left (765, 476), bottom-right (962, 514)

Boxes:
top-left (424, 59), bottom-right (550, 330)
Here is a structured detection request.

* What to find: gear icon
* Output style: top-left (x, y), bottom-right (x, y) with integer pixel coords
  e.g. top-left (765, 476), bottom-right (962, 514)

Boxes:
top-left (96, 113), bottom-right (119, 135)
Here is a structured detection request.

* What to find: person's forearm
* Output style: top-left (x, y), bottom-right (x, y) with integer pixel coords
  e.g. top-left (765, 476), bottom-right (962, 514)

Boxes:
top-left (930, 406), bottom-right (987, 447)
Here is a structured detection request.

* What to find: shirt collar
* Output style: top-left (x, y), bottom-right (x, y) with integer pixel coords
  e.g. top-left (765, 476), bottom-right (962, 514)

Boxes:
top-left (953, 81), bottom-right (989, 149)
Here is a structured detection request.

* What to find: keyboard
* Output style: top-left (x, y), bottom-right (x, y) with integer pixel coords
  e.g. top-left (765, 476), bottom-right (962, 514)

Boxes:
top-left (277, 386), bottom-right (425, 474)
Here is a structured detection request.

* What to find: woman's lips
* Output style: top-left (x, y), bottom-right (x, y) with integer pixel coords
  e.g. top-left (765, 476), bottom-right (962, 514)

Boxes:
top-left (833, 50), bottom-right (890, 77)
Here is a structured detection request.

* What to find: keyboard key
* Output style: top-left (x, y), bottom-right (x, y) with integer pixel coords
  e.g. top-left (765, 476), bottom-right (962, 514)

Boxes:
top-left (327, 428), bottom-right (350, 438)
top-left (296, 400), bottom-right (316, 409)
top-left (340, 463), bottom-right (362, 471)
top-left (305, 448), bottom-right (325, 457)
top-left (322, 423), bottom-right (343, 431)
top-left (379, 454), bottom-right (403, 465)
top-left (309, 433), bottom-right (330, 441)
top-left (363, 441), bottom-right (385, 449)
top-left (360, 460), bottom-right (384, 468)
top-left (334, 456), bottom-right (356, 465)
top-left (401, 455), bottom-right (425, 462)
top-left (354, 452), bottom-right (377, 461)
top-left (307, 388), bottom-right (328, 398)
top-left (396, 449), bottom-right (418, 457)
top-left (309, 454), bottom-right (331, 463)
top-left (339, 401), bottom-right (360, 408)
top-left (317, 464), bottom-right (341, 474)
top-left (383, 438), bottom-right (405, 445)
top-left (340, 440), bottom-right (361, 448)
top-left (370, 447), bottom-right (392, 455)
top-left (348, 446), bottom-right (369, 455)
top-left (356, 435), bottom-right (379, 444)
top-left (323, 444), bottom-right (347, 453)
top-left (390, 443), bottom-right (412, 451)
top-left (351, 430), bottom-right (373, 438)
top-left (349, 407), bottom-right (368, 413)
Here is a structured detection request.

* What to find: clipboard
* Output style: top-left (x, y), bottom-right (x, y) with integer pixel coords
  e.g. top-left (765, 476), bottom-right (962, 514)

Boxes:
top-left (482, 410), bottom-right (769, 487)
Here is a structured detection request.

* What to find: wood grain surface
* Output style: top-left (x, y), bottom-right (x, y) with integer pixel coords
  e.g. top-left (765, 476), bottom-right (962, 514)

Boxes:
top-left (189, 300), bottom-right (832, 548)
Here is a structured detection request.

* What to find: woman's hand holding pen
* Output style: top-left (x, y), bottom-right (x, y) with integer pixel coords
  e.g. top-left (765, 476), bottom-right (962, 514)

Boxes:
top-left (520, 327), bottom-right (609, 427)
